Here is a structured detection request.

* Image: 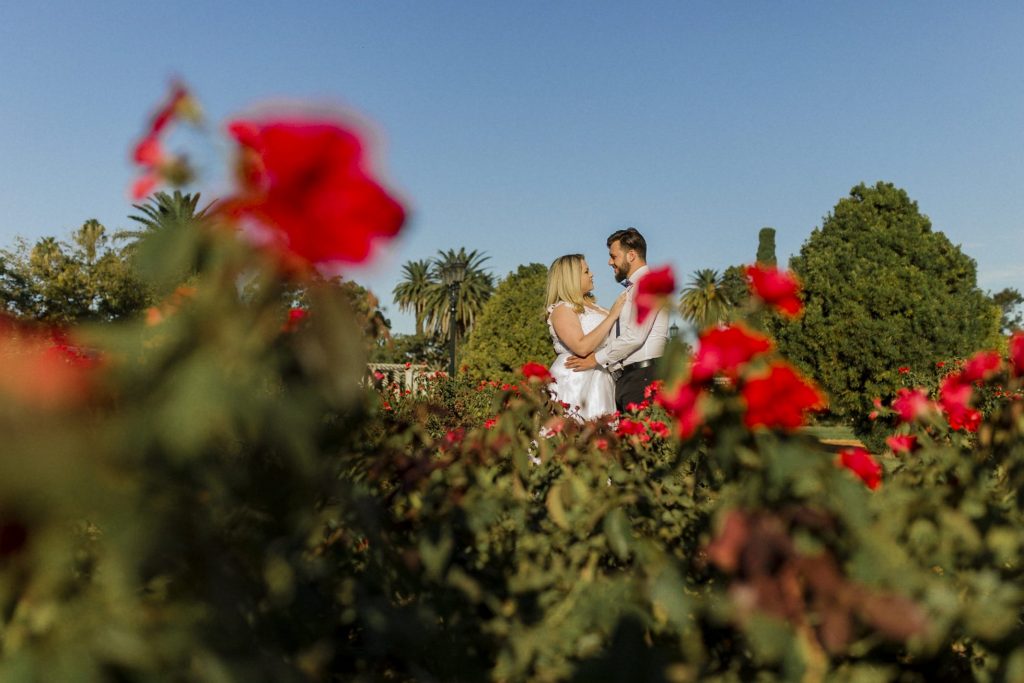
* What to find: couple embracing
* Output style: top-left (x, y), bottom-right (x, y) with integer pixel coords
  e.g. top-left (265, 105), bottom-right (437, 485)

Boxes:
top-left (544, 228), bottom-right (669, 420)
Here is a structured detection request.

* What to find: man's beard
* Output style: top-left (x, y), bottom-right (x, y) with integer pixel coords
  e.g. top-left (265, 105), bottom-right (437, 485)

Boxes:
top-left (613, 263), bottom-right (629, 282)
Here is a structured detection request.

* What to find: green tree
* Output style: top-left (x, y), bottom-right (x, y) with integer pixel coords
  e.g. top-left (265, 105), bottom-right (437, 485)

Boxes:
top-left (392, 259), bottom-right (432, 336)
top-left (679, 268), bottom-right (735, 330)
top-left (773, 181), bottom-right (1001, 434)
top-left (991, 287), bottom-right (1023, 334)
top-left (755, 226), bottom-right (777, 266)
top-left (423, 248), bottom-right (494, 343)
top-left (0, 220), bottom-right (149, 323)
top-left (461, 263), bottom-right (552, 383)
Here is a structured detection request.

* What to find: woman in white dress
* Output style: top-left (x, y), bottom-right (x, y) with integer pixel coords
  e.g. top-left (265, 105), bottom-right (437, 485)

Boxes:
top-left (545, 254), bottom-right (627, 421)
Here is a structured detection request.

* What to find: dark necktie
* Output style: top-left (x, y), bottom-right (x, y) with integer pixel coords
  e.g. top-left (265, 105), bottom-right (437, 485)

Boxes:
top-left (615, 279), bottom-right (632, 337)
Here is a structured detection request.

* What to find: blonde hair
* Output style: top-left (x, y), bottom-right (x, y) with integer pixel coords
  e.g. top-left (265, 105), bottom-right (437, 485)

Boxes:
top-left (546, 254), bottom-right (595, 315)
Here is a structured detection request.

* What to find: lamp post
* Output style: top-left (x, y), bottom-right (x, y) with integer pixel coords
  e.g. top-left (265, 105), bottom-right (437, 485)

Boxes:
top-left (440, 260), bottom-right (468, 377)
top-left (669, 321), bottom-right (680, 340)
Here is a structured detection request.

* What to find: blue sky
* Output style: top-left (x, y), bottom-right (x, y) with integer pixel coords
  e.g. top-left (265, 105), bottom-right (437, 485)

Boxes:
top-left (2, 2), bottom-right (1022, 333)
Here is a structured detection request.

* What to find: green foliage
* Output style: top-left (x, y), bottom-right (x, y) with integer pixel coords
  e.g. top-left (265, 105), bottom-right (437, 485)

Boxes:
top-left (461, 263), bottom-right (553, 383)
top-left (0, 220), bottom-right (149, 323)
top-left (679, 268), bottom-right (736, 330)
top-left (422, 247), bottom-right (495, 343)
top-left (774, 181), bottom-right (1001, 434)
top-left (991, 287), bottom-right (1023, 335)
top-left (756, 226), bottom-right (777, 266)
top-left (370, 332), bottom-right (447, 366)
top-left (392, 259), bottom-right (432, 336)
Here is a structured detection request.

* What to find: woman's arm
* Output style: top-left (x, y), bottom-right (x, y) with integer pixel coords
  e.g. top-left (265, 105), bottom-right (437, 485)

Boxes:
top-left (549, 293), bottom-right (626, 357)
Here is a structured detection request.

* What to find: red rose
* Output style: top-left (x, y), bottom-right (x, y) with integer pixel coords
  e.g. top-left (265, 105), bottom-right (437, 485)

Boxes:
top-left (939, 374), bottom-right (981, 432)
top-left (960, 350), bottom-right (1002, 384)
top-left (616, 418), bottom-right (647, 436)
top-left (484, 417), bottom-right (497, 430)
top-left (898, 366), bottom-right (910, 375)
top-left (745, 264), bottom-right (802, 317)
top-left (1012, 332), bottom-right (1024, 377)
top-left (224, 117), bottom-right (406, 269)
top-left (521, 361), bottom-right (554, 383)
top-left (129, 81), bottom-right (199, 200)
top-left (885, 433), bottom-right (920, 454)
top-left (281, 307), bottom-right (307, 332)
top-left (647, 420), bottom-right (671, 438)
top-left (891, 387), bottom-right (934, 423)
top-left (654, 381), bottom-right (703, 438)
top-left (838, 447), bottom-right (882, 490)
top-left (691, 324), bottom-right (772, 384)
top-left (741, 362), bottom-right (825, 431)
top-left (634, 265), bottom-right (676, 324)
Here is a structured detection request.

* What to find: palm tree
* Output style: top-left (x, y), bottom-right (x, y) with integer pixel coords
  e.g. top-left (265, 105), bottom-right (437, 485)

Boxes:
top-left (423, 248), bottom-right (494, 343)
top-left (680, 268), bottom-right (735, 330)
top-left (116, 190), bottom-right (211, 248)
top-left (393, 259), bottom-right (433, 336)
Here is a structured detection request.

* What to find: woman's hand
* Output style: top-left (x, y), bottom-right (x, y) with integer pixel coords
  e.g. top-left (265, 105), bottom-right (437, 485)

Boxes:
top-left (609, 290), bottom-right (628, 319)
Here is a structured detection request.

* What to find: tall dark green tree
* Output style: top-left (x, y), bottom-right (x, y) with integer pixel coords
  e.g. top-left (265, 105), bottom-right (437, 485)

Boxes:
top-left (461, 263), bottom-right (552, 383)
top-left (773, 182), bottom-right (1001, 433)
top-left (755, 227), bottom-right (777, 266)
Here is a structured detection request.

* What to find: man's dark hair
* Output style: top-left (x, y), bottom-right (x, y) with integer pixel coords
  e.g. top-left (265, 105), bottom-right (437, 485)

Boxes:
top-left (607, 227), bottom-right (647, 261)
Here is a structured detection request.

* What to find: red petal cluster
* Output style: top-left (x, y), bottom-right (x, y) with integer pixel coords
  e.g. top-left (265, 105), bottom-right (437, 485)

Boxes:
top-left (939, 374), bottom-right (981, 432)
top-left (1012, 332), bottom-right (1024, 377)
top-left (838, 447), bottom-right (882, 490)
top-left (616, 418), bottom-right (647, 436)
top-left (281, 307), bottom-right (307, 333)
top-left (0, 318), bottom-right (97, 410)
top-left (960, 350), bottom-right (1002, 383)
top-left (224, 118), bottom-right (406, 269)
top-left (654, 381), bottom-right (703, 439)
top-left (741, 362), bottom-right (825, 431)
top-left (891, 387), bottom-right (934, 423)
top-left (885, 433), bottom-right (920, 454)
top-left (691, 324), bottom-right (772, 384)
top-left (634, 265), bottom-right (676, 324)
top-left (129, 81), bottom-right (198, 200)
top-left (745, 264), bottom-right (803, 317)
top-left (521, 361), bottom-right (554, 383)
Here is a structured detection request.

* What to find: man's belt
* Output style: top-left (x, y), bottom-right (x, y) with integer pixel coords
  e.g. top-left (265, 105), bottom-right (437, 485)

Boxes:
top-left (620, 358), bottom-right (656, 374)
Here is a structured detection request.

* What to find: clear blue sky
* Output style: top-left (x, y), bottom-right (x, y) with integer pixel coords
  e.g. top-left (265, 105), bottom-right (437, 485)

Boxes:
top-left (2, 1), bottom-right (1022, 333)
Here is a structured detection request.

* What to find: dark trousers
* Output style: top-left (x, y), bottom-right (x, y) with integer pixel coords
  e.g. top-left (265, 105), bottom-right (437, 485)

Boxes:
top-left (615, 363), bottom-right (658, 412)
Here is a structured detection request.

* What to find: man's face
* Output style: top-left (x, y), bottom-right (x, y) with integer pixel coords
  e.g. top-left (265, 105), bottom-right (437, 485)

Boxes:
top-left (608, 241), bottom-right (632, 283)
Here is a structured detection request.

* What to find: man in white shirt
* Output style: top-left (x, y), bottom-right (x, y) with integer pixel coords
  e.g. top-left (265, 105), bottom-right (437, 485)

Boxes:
top-left (565, 227), bottom-right (669, 411)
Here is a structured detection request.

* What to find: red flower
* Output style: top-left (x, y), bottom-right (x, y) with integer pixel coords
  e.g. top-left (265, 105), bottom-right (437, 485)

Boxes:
top-left (634, 265), bottom-right (676, 324)
top-left (594, 438), bottom-right (609, 451)
top-left (224, 117), bottom-right (406, 269)
top-left (146, 81), bottom-right (196, 137)
top-left (1012, 332), bottom-right (1024, 377)
top-left (281, 307), bottom-right (307, 332)
top-left (0, 318), bottom-right (95, 410)
top-left (521, 361), bottom-right (554, 383)
top-left (484, 417), bottom-right (497, 430)
top-left (654, 381), bottom-right (703, 438)
top-left (960, 350), bottom-right (1001, 384)
top-left (647, 420), bottom-right (671, 438)
top-left (129, 81), bottom-right (199, 200)
top-left (741, 362), bottom-right (825, 431)
top-left (838, 448), bottom-right (882, 490)
top-left (643, 380), bottom-right (663, 399)
top-left (131, 174), bottom-right (160, 201)
top-left (886, 433), bottom-right (920, 454)
top-left (745, 264), bottom-right (802, 317)
top-left (616, 418), bottom-right (647, 436)
top-left (939, 374), bottom-right (981, 432)
top-left (691, 324), bottom-right (772, 384)
top-left (935, 361), bottom-right (946, 369)
top-left (898, 366), bottom-right (910, 375)
top-left (891, 387), bottom-right (934, 423)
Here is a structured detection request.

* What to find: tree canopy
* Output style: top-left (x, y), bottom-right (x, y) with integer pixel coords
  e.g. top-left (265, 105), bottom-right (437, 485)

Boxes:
top-left (461, 263), bottom-right (552, 383)
top-left (773, 181), bottom-right (1001, 430)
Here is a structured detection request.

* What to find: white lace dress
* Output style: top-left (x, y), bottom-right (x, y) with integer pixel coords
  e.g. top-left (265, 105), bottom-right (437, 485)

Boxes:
top-left (546, 302), bottom-right (617, 421)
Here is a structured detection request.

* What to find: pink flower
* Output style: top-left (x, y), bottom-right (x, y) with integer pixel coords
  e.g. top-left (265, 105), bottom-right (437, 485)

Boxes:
top-left (634, 265), bottom-right (676, 324)
top-left (886, 434), bottom-right (920, 454)
top-left (690, 324), bottom-right (773, 384)
top-left (891, 388), bottom-right (934, 423)
top-left (224, 116), bottom-right (406, 269)
top-left (521, 361), bottom-right (554, 383)
top-left (741, 362), bottom-right (825, 431)
top-left (745, 264), bottom-right (802, 317)
top-left (838, 448), bottom-right (882, 490)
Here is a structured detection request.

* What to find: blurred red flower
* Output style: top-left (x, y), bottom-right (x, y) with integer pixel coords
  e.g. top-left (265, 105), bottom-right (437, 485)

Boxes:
top-left (0, 318), bottom-right (96, 410)
top-left (616, 418), bottom-right (647, 436)
top-left (1012, 332), bottom-right (1024, 376)
top-left (891, 387), bottom-right (934, 423)
top-left (741, 362), bottom-right (825, 431)
top-left (744, 264), bottom-right (802, 317)
top-left (838, 447), bottom-right (882, 490)
top-left (129, 81), bottom-right (200, 200)
top-left (634, 265), bottom-right (675, 324)
top-left (647, 420), bottom-right (671, 438)
top-left (224, 117), bottom-right (406, 269)
top-left (654, 381), bottom-right (703, 438)
top-left (521, 361), bottom-right (554, 383)
top-left (960, 350), bottom-right (1002, 384)
top-left (691, 324), bottom-right (772, 384)
top-left (939, 374), bottom-right (981, 432)
top-left (885, 433), bottom-right (920, 454)
top-left (897, 366), bottom-right (910, 375)
top-left (281, 307), bottom-right (307, 332)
